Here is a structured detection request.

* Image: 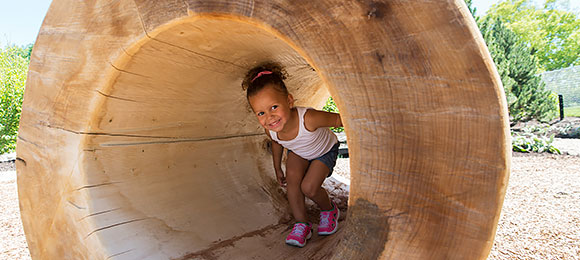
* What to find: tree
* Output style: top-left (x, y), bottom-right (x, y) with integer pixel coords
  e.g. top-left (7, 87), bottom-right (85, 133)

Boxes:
top-left (322, 97), bottom-right (344, 133)
top-left (0, 45), bottom-right (30, 154)
top-left (464, 0), bottom-right (477, 18)
top-left (478, 17), bottom-right (557, 122)
top-left (485, 0), bottom-right (580, 71)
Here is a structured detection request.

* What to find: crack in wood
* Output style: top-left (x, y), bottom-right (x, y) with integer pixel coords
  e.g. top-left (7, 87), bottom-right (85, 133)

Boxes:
top-left (68, 200), bottom-right (86, 210)
top-left (79, 208), bottom-right (122, 221)
top-left (43, 124), bottom-right (178, 139)
top-left (76, 182), bottom-right (120, 191)
top-left (42, 123), bottom-right (264, 143)
top-left (108, 61), bottom-right (152, 79)
top-left (85, 218), bottom-right (148, 238)
top-left (106, 248), bottom-right (135, 259)
top-left (15, 157), bottom-right (27, 166)
top-left (96, 90), bottom-right (139, 102)
top-left (99, 133), bottom-right (265, 147)
top-left (17, 136), bottom-right (43, 149)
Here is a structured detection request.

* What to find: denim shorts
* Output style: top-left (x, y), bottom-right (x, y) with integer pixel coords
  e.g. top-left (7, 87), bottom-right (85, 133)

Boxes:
top-left (288, 142), bottom-right (340, 177)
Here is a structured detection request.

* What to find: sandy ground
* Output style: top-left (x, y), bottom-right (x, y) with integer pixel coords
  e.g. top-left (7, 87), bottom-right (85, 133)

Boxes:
top-left (0, 163), bottom-right (30, 259)
top-left (2, 139), bottom-right (579, 259)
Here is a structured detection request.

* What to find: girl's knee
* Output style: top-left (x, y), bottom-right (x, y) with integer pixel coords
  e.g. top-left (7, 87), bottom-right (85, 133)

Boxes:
top-left (300, 181), bottom-right (318, 198)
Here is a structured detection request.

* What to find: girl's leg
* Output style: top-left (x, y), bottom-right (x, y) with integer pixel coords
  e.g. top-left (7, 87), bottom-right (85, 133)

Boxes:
top-left (285, 151), bottom-right (310, 223)
top-left (300, 160), bottom-right (333, 211)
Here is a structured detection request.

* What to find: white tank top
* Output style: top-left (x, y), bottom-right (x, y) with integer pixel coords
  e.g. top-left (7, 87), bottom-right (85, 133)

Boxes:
top-left (270, 107), bottom-right (338, 160)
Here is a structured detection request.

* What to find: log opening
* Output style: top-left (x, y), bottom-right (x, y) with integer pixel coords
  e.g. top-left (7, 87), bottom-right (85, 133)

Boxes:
top-left (82, 17), bottom-right (336, 259)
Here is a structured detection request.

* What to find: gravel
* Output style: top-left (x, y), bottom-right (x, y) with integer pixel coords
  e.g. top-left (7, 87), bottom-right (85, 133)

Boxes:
top-left (2, 142), bottom-right (579, 259)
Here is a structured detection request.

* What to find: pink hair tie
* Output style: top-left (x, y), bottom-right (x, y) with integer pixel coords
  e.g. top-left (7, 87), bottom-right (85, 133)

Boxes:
top-left (251, 71), bottom-right (273, 82)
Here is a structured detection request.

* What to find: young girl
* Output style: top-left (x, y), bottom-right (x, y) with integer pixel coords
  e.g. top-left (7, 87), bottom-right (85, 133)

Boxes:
top-left (243, 63), bottom-right (343, 247)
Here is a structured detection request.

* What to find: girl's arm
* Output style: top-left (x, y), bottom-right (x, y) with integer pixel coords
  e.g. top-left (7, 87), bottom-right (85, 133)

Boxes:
top-left (265, 129), bottom-right (286, 187)
top-left (304, 109), bottom-right (343, 132)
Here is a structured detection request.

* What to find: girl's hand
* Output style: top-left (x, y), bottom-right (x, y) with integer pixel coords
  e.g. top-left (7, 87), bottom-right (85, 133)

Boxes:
top-left (275, 169), bottom-right (287, 187)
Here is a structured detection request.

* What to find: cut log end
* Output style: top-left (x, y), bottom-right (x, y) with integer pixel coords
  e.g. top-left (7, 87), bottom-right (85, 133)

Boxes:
top-left (17, 1), bottom-right (509, 259)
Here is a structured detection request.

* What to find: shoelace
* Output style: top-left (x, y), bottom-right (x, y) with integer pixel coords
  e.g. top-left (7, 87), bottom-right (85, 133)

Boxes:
top-left (320, 212), bottom-right (332, 227)
top-left (291, 224), bottom-right (308, 236)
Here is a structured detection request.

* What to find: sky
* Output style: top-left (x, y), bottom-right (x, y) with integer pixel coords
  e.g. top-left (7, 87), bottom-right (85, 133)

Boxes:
top-left (0, 0), bottom-right (578, 48)
top-left (0, 1), bottom-right (52, 48)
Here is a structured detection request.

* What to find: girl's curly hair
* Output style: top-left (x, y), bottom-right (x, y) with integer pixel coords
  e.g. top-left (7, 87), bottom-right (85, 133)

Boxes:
top-left (242, 62), bottom-right (289, 100)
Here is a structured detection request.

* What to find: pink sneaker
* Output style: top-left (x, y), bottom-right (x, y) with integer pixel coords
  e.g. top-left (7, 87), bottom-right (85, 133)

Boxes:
top-left (318, 201), bottom-right (339, 235)
top-left (285, 222), bottom-right (312, 247)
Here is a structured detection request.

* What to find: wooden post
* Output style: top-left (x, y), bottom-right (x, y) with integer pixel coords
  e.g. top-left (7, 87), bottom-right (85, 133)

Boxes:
top-left (559, 94), bottom-right (565, 120)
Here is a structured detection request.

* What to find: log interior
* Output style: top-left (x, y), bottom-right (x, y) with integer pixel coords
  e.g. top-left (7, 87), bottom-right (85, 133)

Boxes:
top-left (81, 17), bottom-right (335, 259)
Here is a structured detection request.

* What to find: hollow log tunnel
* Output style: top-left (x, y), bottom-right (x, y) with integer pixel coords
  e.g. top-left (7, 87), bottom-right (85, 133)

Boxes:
top-left (16, 0), bottom-right (510, 259)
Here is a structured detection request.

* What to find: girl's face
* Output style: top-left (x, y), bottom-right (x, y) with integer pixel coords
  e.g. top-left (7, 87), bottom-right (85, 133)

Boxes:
top-left (248, 84), bottom-right (294, 133)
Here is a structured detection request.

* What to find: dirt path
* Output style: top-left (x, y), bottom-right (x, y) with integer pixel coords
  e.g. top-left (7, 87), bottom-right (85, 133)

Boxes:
top-left (2, 151), bottom-right (579, 259)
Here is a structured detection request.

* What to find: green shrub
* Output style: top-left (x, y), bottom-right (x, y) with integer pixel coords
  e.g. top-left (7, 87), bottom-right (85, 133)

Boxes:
top-left (322, 97), bottom-right (344, 133)
top-left (511, 130), bottom-right (561, 154)
top-left (479, 18), bottom-right (558, 123)
top-left (1, 45), bottom-right (30, 154)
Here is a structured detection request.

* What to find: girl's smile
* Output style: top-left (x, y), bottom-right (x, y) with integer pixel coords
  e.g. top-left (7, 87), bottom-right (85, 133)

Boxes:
top-left (269, 118), bottom-right (281, 128)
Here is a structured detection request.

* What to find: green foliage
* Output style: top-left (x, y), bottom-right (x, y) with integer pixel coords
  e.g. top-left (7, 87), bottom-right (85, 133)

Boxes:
top-left (554, 123), bottom-right (580, 138)
top-left (322, 97), bottom-right (344, 133)
top-left (1, 45), bottom-right (30, 154)
top-left (511, 130), bottom-right (561, 154)
top-left (485, 0), bottom-right (580, 71)
top-left (464, 0), bottom-right (477, 18)
top-left (511, 124), bottom-right (561, 154)
top-left (478, 17), bottom-right (558, 122)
